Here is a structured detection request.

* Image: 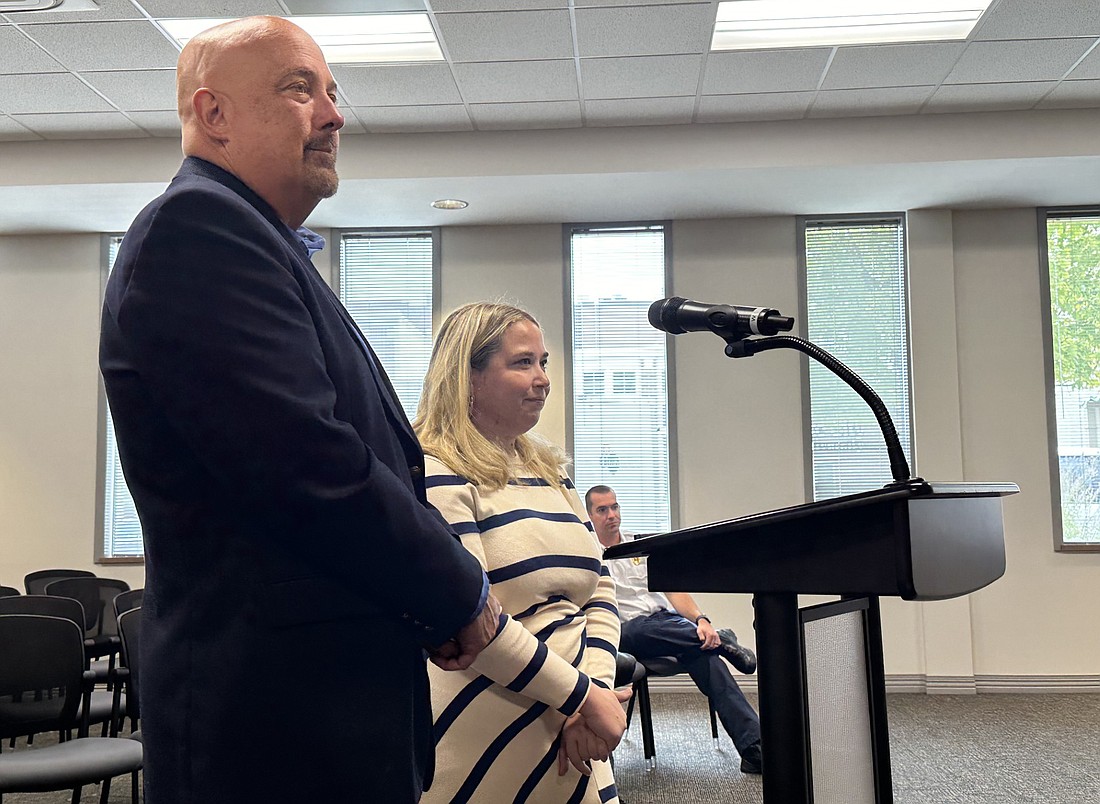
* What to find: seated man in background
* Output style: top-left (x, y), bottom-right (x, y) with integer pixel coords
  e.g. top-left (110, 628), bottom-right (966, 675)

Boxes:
top-left (586, 484), bottom-right (764, 775)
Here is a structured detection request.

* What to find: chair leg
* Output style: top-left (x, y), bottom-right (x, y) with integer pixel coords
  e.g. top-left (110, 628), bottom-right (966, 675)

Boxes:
top-left (625, 688), bottom-right (637, 729)
top-left (132, 769), bottom-right (140, 804)
top-left (709, 698), bottom-right (719, 749)
top-left (100, 776), bottom-right (112, 804)
top-left (70, 785), bottom-right (82, 804)
top-left (635, 677), bottom-right (657, 771)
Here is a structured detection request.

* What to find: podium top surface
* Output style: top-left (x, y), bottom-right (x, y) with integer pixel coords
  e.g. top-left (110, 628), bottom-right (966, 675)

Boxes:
top-left (604, 480), bottom-right (1019, 563)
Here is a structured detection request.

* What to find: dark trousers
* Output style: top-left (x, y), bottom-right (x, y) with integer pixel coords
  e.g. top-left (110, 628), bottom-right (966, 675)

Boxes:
top-left (619, 610), bottom-right (762, 754)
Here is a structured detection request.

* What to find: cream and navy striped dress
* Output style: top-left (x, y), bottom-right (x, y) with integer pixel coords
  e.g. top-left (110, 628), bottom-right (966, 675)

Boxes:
top-left (423, 455), bottom-right (620, 804)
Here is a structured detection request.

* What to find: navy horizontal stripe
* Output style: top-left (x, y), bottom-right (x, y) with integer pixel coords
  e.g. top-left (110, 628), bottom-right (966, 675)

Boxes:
top-left (599, 782), bottom-right (618, 802)
top-left (566, 772), bottom-right (590, 804)
top-left (453, 700), bottom-right (549, 803)
top-left (479, 508), bottom-right (585, 532)
top-left (599, 564), bottom-right (611, 577)
top-left (513, 594), bottom-right (569, 621)
top-left (562, 477), bottom-right (576, 490)
top-left (509, 476), bottom-right (552, 487)
top-left (434, 674), bottom-right (494, 745)
top-left (515, 735), bottom-right (562, 803)
top-left (592, 678), bottom-right (609, 690)
top-left (587, 637), bottom-right (616, 656)
top-left (425, 473), bottom-right (469, 488)
top-left (584, 521), bottom-right (594, 531)
top-left (558, 673), bottom-right (589, 715)
top-left (533, 612), bottom-right (584, 642)
top-left (506, 639), bottom-right (549, 693)
top-left (582, 600), bottom-right (618, 617)
top-left (449, 520), bottom-right (480, 536)
top-left (489, 554), bottom-right (602, 585)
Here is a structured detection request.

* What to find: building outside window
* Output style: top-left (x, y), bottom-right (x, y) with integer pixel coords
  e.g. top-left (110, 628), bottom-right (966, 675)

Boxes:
top-left (1042, 211), bottom-right (1100, 548)
top-left (568, 223), bottom-right (672, 532)
top-left (800, 215), bottom-right (913, 501)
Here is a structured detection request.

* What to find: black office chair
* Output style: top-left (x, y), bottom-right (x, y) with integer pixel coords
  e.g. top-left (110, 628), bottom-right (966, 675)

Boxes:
top-left (115, 607), bottom-right (142, 739)
top-left (0, 613), bottom-right (142, 804)
top-left (0, 596), bottom-right (123, 740)
top-left (614, 651), bottom-right (720, 772)
top-left (23, 569), bottom-right (95, 596)
top-left (45, 577), bottom-right (130, 691)
top-left (0, 586), bottom-right (19, 598)
top-left (112, 589), bottom-right (144, 621)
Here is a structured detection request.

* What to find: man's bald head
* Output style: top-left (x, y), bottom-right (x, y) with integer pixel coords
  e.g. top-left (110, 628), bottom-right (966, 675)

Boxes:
top-left (173, 15), bottom-right (344, 228)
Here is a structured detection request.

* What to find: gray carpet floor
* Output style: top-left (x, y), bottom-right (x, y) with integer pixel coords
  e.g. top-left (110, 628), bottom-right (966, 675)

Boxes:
top-left (4, 692), bottom-right (1099, 802)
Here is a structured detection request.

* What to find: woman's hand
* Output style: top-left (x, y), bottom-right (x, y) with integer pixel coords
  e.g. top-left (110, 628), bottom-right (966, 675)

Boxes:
top-left (557, 715), bottom-right (611, 776)
top-left (577, 684), bottom-right (627, 750)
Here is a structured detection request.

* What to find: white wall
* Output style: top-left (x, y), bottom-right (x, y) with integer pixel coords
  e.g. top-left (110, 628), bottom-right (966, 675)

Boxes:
top-left (2, 191), bottom-right (1098, 688)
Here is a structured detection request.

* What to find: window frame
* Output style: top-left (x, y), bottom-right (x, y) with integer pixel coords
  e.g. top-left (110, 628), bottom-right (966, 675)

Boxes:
top-left (96, 233), bottom-right (143, 565)
top-left (563, 220), bottom-right (679, 532)
top-left (333, 227), bottom-right (441, 421)
top-left (1038, 205), bottom-right (1100, 553)
top-left (796, 212), bottom-right (915, 503)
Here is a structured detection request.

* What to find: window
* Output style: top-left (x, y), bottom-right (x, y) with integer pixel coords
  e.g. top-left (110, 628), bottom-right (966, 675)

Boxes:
top-left (568, 223), bottom-right (672, 532)
top-left (337, 230), bottom-right (438, 420)
top-left (800, 216), bottom-right (913, 501)
top-left (98, 235), bottom-right (143, 561)
top-left (1041, 210), bottom-right (1100, 549)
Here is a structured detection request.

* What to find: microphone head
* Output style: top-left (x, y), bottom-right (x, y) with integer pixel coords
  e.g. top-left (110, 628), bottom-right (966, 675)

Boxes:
top-left (648, 297), bottom-right (687, 334)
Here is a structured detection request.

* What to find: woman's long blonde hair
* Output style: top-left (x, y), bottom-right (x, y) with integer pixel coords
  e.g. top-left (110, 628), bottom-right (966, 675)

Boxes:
top-left (414, 302), bottom-right (567, 491)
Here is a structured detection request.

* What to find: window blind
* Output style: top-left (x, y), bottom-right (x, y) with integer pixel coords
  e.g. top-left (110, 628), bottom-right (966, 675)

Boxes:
top-left (569, 225), bottom-right (671, 532)
top-left (804, 218), bottom-right (912, 500)
top-left (102, 236), bottom-right (144, 558)
top-left (1044, 213), bottom-right (1100, 545)
top-left (338, 231), bottom-right (435, 421)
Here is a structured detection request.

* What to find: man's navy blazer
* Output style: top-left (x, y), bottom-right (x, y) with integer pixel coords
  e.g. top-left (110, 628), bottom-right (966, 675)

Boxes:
top-left (100, 157), bottom-right (486, 803)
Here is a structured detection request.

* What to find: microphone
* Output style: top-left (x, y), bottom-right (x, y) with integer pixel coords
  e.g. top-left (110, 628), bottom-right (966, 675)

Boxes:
top-left (648, 297), bottom-right (794, 341)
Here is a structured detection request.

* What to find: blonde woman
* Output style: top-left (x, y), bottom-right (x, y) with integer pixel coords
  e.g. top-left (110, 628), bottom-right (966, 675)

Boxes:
top-left (414, 302), bottom-right (624, 803)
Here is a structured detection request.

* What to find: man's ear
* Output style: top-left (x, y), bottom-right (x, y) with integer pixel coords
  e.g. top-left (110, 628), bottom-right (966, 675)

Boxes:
top-left (191, 88), bottom-right (229, 143)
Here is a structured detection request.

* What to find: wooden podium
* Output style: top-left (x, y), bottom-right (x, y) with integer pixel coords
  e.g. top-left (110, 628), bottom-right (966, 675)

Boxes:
top-left (604, 481), bottom-right (1017, 804)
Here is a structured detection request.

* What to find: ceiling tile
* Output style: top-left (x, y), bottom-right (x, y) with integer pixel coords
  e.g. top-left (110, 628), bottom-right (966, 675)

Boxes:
top-left (575, 3), bottom-right (713, 58)
top-left (973, 0), bottom-right (1100, 40)
top-left (21, 20), bottom-right (180, 71)
top-left (1037, 78), bottom-right (1100, 109)
top-left (127, 109), bottom-right (181, 137)
top-left (581, 54), bottom-right (701, 99)
top-left (0, 71), bottom-right (113, 114)
top-left (81, 69), bottom-right (176, 111)
top-left (2, 0), bottom-right (141, 23)
top-left (332, 63), bottom-right (462, 106)
top-left (807, 86), bottom-right (933, 119)
top-left (822, 43), bottom-right (966, 90)
top-left (697, 91), bottom-right (814, 123)
top-left (1067, 45), bottom-right (1100, 80)
top-left (11, 110), bottom-right (145, 139)
top-left (584, 95), bottom-right (694, 126)
top-left (703, 49), bottom-right (830, 95)
top-left (352, 104), bottom-right (473, 133)
top-left (453, 59), bottom-right (577, 103)
top-left (578, 0), bottom-right (710, 5)
top-left (436, 9), bottom-right (573, 62)
top-left (0, 113), bottom-right (40, 141)
top-left (469, 100), bottom-right (581, 130)
top-left (337, 109), bottom-right (365, 134)
top-left (925, 81), bottom-right (1054, 114)
top-left (0, 24), bottom-right (65, 73)
top-left (138, 0), bottom-right (285, 16)
top-left (945, 39), bottom-right (1093, 84)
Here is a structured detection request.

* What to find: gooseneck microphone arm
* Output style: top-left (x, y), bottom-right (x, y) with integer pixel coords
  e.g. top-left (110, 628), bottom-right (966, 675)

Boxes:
top-left (649, 296), bottom-right (918, 488)
top-left (725, 335), bottom-right (915, 487)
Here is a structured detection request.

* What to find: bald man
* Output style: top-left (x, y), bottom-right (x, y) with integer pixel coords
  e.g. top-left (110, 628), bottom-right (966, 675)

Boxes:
top-left (100, 17), bottom-right (499, 803)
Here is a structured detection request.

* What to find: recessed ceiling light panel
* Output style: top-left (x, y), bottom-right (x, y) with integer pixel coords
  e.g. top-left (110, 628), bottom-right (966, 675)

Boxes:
top-left (712, 0), bottom-right (993, 51)
top-left (159, 13), bottom-right (443, 64)
top-left (0, 0), bottom-right (64, 10)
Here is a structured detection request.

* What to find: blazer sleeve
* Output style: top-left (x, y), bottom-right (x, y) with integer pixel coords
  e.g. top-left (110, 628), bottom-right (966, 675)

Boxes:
top-left (425, 463), bottom-right (594, 718)
top-left (104, 186), bottom-right (485, 644)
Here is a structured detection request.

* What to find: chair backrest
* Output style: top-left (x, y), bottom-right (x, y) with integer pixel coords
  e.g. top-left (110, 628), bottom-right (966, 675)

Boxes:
top-left (113, 588), bottom-right (144, 620)
top-left (23, 568), bottom-right (95, 596)
top-left (0, 594), bottom-right (86, 632)
top-left (0, 586), bottom-right (20, 598)
top-left (117, 607), bottom-right (142, 720)
top-left (45, 577), bottom-right (130, 638)
top-left (0, 614), bottom-right (86, 740)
